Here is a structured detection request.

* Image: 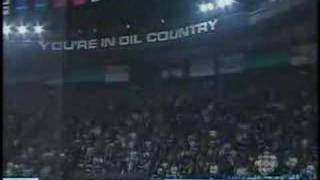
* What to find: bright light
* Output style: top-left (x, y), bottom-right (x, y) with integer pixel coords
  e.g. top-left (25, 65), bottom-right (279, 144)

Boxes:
top-left (207, 3), bottom-right (214, 10)
top-left (34, 25), bottom-right (44, 34)
top-left (200, 3), bottom-right (208, 12)
top-left (200, 2), bottom-right (215, 12)
top-left (216, 0), bottom-right (236, 8)
top-left (17, 25), bottom-right (28, 34)
top-left (3, 24), bottom-right (11, 36)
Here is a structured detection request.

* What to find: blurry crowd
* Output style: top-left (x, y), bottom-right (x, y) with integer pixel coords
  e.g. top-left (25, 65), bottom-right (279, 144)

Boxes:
top-left (3, 66), bottom-right (318, 179)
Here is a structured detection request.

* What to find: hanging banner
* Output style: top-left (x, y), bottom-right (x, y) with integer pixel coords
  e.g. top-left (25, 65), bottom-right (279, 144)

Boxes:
top-left (3, 0), bottom-right (10, 15)
top-left (162, 66), bottom-right (184, 79)
top-left (38, 19), bottom-right (219, 51)
top-left (105, 65), bottom-right (129, 83)
top-left (14, 0), bottom-right (29, 15)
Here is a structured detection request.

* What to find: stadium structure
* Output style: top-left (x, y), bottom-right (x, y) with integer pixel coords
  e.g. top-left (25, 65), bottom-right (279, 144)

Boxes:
top-left (3, 0), bottom-right (318, 180)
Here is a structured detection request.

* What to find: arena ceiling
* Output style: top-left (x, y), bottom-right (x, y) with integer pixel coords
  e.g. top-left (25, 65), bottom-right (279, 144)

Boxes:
top-left (4, 0), bottom-right (269, 32)
top-left (3, 0), bottom-right (317, 83)
top-left (65, 0), bottom-right (267, 30)
top-left (5, 0), bottom-right (315, 40)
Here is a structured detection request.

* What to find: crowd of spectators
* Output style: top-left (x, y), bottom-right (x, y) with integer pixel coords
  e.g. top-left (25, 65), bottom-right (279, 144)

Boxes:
top-left (3, 65), bottom-right (318, 179)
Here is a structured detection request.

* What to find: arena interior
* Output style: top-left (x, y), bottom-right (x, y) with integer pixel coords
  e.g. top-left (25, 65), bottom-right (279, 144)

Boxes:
top-left (2, 0), bottom-right (318, 179)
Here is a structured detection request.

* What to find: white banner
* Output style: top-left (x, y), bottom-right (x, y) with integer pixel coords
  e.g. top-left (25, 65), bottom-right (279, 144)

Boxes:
top-left (3, 0), bottom-right (10, 15)
top-left (162, 67), bottom-right (184, 79)
top-left (39, 19), bottom-right (218, 51)
top-left (105, 65), bottom-right (129, 83)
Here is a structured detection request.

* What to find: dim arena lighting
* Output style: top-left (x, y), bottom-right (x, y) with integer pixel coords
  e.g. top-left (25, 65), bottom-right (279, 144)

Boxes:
top-left (17, 25), bottom-right (28, 34)
top-left (216, 0), bottom-right (236, 8)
